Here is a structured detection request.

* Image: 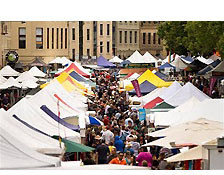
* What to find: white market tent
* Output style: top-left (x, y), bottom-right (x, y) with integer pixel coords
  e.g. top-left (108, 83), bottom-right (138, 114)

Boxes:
top-left (126, 50), bottom-right (144, 63)
top-left (0, 77), bottom-right (21, 89)
top-left (73, 61), bottom-right (91, 75)
top-left (196, 56), bottom-right (214, 65)
top-left (8, 98), bottom-right (81, 143)
top-left (0, 74), bottom-right (7, 84)
top-left (21, 79), bottom-right (39, 89)
top-left (0, 65), bottom-right (20, 77)
top-left (165, 145), bottom-right (208, 162)
top-left (170, 57), bottom-right (188, 71)
top-left (164, 54), bottom-right (180, 63)
top-left (207, 60), bottom-right (224, 74)
top-left (128, 73), bottom-right (140, 80)
top-left (159, 81), bottom-right (182, 100)
top-left (208, 55), bottom-right (221, 61)
top-left (143, 118), bottom-right (224, 149)
top-left (16, 71), bottom-right (38, 83)
top-left (0, 119), bottom-right (60, 169)
top-left (49, 57), bottom-right (72, 66)
top-left (28, 66), bottom-right (46, 78)
top-left (142, 87), bottom-right (167, 104)
top-left (0, 108), bottom-right (63, 155)
top-left (164, 82), bottom-right (211, 107)
top-left (154, 99), bottom-right (224, 127)
top-left (109, 56), bottom-right (123, 63)
top-left (142, 52), bottom-right (158, 64)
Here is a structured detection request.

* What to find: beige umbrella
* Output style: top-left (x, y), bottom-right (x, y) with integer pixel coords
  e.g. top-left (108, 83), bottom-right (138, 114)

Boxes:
top-left (165, 145), bottom-right (208, 162)
top-left (143, 118), bottom-right (224, 149)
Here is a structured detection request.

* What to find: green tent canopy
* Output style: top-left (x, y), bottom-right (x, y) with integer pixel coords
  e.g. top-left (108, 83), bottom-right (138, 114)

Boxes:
top-left (52, 136), bottom-right (95, 153)
top-left (153, 101), bottom-right (175, 109)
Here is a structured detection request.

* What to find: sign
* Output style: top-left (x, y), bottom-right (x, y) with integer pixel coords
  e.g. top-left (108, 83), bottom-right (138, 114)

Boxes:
top-left (138, 108), bottom-right (146, 121)
top-left (131, 79), bottom-right (142, 97)
top-left (5, 51), bottom-right (19, 63)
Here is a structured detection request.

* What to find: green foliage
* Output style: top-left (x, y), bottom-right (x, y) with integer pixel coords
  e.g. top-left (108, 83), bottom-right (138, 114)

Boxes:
top-left (158, 21), bottom-right (224, 59)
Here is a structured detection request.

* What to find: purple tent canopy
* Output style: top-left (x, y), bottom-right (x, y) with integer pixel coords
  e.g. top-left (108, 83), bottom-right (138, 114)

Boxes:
top-left (97, 56), bottom-right (116, 68)
top-left (129, 80), bottom-right (157, 95)
top-left (40, 105), bottom-right (80, 131)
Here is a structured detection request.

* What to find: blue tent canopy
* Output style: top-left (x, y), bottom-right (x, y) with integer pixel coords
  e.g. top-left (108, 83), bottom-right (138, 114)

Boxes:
top-left (129, 80), bottom-right (157, 95)
top-left (197, 59), bottom-right (221, 75)
top-left (154, 71), bottom-right (168, 81)
top-left (40, 105), bottom-right (80, 132)
top-left (89, 116), bottom-right (102, 125)
top-left (97, 56), bottom-right (116, 68)
top-left (119, 60), bottom-right (131, 66)
top-left (180, 56), bottom-right (194, 64)
top-left (69, 71), bottom-right (87, 82)
top-left (159, 62), bottom-right (176, 70)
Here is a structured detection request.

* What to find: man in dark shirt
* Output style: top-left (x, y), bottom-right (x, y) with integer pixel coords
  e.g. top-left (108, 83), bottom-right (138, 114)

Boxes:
top-left (96, 140), bottom-right (110, 164)
top-left (107, 147), bottom-right (117, 163)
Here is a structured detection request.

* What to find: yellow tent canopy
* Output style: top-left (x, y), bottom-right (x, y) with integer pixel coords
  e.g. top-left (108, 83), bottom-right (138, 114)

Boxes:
top-left (125, 69), bottom-right (173, 91)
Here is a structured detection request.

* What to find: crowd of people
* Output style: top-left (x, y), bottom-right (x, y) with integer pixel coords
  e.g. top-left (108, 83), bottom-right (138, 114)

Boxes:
top-left (80, 69), bottom-right (178, 169)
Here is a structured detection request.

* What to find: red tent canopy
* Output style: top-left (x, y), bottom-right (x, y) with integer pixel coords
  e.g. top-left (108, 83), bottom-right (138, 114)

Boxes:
top-left (56, 63), bottom-right (90, 78)
top-left (143, 97), bottom-right (163, 109)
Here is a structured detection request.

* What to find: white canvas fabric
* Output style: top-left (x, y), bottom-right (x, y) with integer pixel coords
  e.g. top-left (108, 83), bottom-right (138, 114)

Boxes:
top-left (0, 74), bottom-right (7, 84)
top-left (143, 118), bottom-right (224, 148)
top-left (207, 61), bottom-right (224, 74)
top-left (196, 56), bottom-right (214, 65)
top-left (159, 81), bottom-right (182, 100)
top-left (142, 87), bottom-right (167, 104)
top-left (165, 145), bottom-right (208, 162)
top-left (8, 98), bottom-right (81, 143)
top-left (209, 55), bottom-right (221, 61)
top-left (0, 123), bottom-right (60, 169)
top-left (49, 57), bottom-right (72, 66)
top-left (109, 56), bottom-right (123, 63)
top-left (128, 73), bottom-right (140, 80)
top-left (0, 108), bottom-right (63, 155)
top-left (170, 57), bottom-right (188, 70)
top-left (73, 61), bottom-right (91, 75)
top-left (154, 98), bottom-right (224, 127)
top-left (0, 77), bottom-right (21, 89)
top-left (126, 50), bottom-right (144, 63)
top-left (28, 66), bottom-right (46, 78)
top-left (164, 54), bottom-right (180, 63)
top-left (0, 65), bottom-right (20, 77)
top-left (21, 79), bottom-right (39, 89)
top-left (142, 52), bottom-right (158, 64)
top-left (165, 82), bottom-right (210, 107)
top-left (16, 71), bottom-right (39, 83)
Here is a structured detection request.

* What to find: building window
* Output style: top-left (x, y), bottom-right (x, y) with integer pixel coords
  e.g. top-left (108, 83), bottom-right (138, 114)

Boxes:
top-left (72, 49), bottom-right (75, 60)
top-left (107, 41), bottom-right (109, 53)
top-left (107, 24), bottom-right (110, 35)
top-left (36, 28), bottom-right (43, 49)
top-left (148, 33), bottom-right (151, 44)
top-left (87, 29), bottom-right (90, 40)
top-left (47, 28), bottom-right (49, 49)
top-left (100, 24), bottom-right (103, 35)
top-left (65, 28), bottom-right (67, 49)
top-left (135, 31), bottom-right (137, 43)
top-left (87, 49), bottom-right (90, 57)
top-left (56, 28), bottom-right (59, 49)
top-left (143, 33), bottom-right (146, 44)
top-left (19, 27), bottom-right (26, 49)
top-left (153, 33), bottom-right (156, 44)
top-left (52, 28), bottom-right (54, 49)
top-left (125, 31), bottom-right (127, 43)
top-left (100, 41), bottom-right (103, 53)
top-left (158, 37), bottom-right (161, 45)
top-left (72, 28), bottom-right (75, 40)
top-left (130, 31), bottom-right (132, 43)
top-left (119, 31), bottom-right (122, 43)
top-left (61, 28), bottom-right (63, 49)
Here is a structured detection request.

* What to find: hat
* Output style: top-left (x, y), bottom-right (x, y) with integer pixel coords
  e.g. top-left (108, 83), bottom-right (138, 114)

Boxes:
top-left (95, 135), bottom-right (102, 140)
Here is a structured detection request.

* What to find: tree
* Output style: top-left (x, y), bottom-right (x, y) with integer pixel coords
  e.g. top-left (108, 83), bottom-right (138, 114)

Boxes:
top-left (158, 21), bottom-right (224, 59)
top-left (158, 21), bottom-right (188, 56)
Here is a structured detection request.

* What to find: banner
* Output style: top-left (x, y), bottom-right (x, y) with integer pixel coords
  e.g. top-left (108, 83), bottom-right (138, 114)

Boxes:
top-left (138, 108), bottom-right (146, 121)
top-left (131, 79), bottom-right (142, 97)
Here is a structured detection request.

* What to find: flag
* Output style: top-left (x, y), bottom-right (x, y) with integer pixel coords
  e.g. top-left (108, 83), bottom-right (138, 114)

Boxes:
top-left (131, 79), bottom-right (141, 97)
